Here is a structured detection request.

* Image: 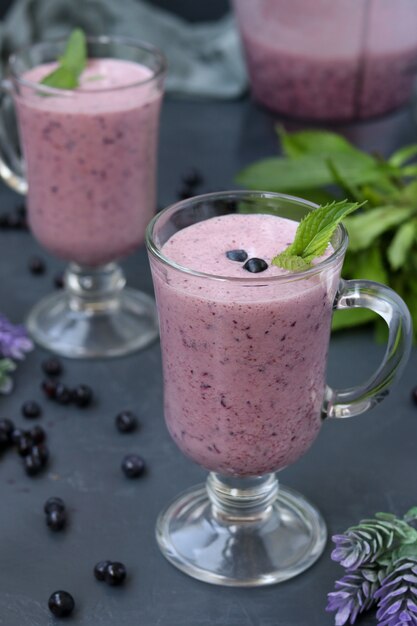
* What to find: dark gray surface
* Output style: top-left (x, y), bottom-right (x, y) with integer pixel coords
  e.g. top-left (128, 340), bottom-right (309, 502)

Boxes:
top-left (0, 96), bottom-right (417, 625)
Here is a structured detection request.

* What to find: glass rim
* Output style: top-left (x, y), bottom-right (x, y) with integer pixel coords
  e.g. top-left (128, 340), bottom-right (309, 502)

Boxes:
top-left (146, 190), bottom-right (349, 284)
top-left (7, 34), bottom-right (167, 96)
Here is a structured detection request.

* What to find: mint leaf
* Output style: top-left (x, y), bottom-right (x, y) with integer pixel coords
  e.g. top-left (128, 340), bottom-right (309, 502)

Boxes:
top-left (272, 200), bottom-right (362, 270)
top-left (41, 28), bottom-right (87, 90)
top-left (389, 144), bottom-right (417, 167)
top-left (236, 153), bottom-right (388, 194)
top-left (387, 220), bottom-right (416, 270)
top-left (278, 127), bottom-right (358, 158)
top-left (344, 205), bottom-right (414, 252)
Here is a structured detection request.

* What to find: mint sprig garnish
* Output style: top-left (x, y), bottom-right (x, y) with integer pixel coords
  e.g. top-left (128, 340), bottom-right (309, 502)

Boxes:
top-left (272, 200), bottom-right (362, 271)
top-left (40, 29), bottom-right (87, 90)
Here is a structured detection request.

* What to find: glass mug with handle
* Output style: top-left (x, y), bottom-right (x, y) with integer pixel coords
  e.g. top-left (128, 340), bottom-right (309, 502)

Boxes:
top-left (0, 35), bottom-right (166, 358)
top-left (146, 191), bottom-right (411, 587)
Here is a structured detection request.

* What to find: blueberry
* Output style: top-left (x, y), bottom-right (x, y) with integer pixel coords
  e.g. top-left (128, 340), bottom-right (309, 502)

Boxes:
top-left (0, 213), bottom-right (9, 229)
top-left (226, 249), bottom-right (248, 262)
top-left (115, 411), bottom-right (138, 434)
top-left (55, 384), bottom-right (72, 405)
top-left (42, 357), bottom-right (62, 377)
top-left (54, 272), bottom-right (65, 289)
top-left (48, 590), bottom-right (75, 618)
top-left (17, 433), bottom-right (33, 457)
top-left (122, 454), bottom-right (145, 478)
top-left (72, 384), bottom-right (93, 408)
top-left (30, 425), bottom-right (46, 444)
top-left (44, 497), bottom-right (65, 515)
top-left (412, 386), bottom-right (417, 405)
top-left (28, 256), bottom-right (46, 275)
top-left (94, 560), bottom-right (111, 582)
top-left (0, 418), bottom-right (15, 441)
top-left (243, 258), bottom-right (268, 273)
top-left (24, 453), bottom-right (43, 476)
top-left (32, 443), bottom-right (49, 466)
top-left (11, 428), bottom-right (24, 445)
top-left (47, 508), bottom-right (67, 531)
top-left (41, 379), bottom-right (58, 399)
top-left (105, 562), bottom-right (127, 586)
top-left (182, 168), bottom-right (203, 189)
top-left (22, 401), bottom-right (42, 419)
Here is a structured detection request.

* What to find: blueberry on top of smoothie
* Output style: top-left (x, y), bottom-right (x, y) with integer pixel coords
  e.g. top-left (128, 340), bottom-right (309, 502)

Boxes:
top-left (243, 258), bottom-right (268, 273)
top-left (226, 249), bottom-right (248, 262)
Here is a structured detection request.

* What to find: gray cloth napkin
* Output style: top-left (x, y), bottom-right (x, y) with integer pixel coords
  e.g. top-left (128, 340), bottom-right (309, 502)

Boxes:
top-left (0, 0), bottom-right (248, 98)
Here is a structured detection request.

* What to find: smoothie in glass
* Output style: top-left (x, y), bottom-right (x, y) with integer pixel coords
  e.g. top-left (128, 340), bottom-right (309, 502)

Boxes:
top-left (15, 58), bottom-right (163, 266)
top-left (151, 213), bottom-right (340, 477)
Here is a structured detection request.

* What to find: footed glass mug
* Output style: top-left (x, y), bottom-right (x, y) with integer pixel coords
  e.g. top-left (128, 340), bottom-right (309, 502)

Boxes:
top-left (146, 191), bottom-right (411, 587)
top-left (0, 36), bottom-right (166, 358)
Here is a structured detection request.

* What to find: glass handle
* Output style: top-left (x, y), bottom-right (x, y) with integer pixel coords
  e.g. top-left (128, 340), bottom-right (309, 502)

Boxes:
top-left (323, 279), bottom-right (412, 419)
top-left (0, 79), bottom-right (27, 194)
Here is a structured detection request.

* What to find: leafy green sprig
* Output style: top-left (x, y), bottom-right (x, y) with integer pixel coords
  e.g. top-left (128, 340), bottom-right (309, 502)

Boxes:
top-left (236, 128), bottom-right (417, 341)
top-left (40, 29), bottom-right (87, 90)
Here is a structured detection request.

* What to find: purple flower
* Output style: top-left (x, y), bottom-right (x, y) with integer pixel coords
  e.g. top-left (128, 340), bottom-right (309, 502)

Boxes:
top-left (0, 315), bottom-right (33, 360)
top-left (326, 565), bottom-right (384, 625)
top-left (375, 558), bottom-right (417, 626)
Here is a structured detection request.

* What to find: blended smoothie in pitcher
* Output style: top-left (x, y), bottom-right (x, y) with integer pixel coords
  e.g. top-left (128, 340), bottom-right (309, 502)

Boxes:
top-left (151, 213), bottom-right (341, 477)
top-left (234, 0), bottom-right (417, 120)
top-left (15, 58), bottom-right (163, 266)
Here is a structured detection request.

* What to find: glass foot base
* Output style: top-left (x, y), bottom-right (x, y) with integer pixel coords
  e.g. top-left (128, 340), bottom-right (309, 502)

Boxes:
top-left (156, 482), bottom-right (327, 587)
top-left (27, 287), bottom-right (158, 359)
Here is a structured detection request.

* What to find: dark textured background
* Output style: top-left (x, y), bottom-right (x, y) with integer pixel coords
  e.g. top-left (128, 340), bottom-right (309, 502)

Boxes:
top-left (1, 1), bottom-right (417, 624)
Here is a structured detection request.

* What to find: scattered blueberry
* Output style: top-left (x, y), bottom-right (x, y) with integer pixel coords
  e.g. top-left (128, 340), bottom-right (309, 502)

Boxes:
top-left (28, 256), bottom-right (46, 275)
top-left (54, 272), bottom-right (65, 289)
top-left (42, 357), bottom-right (63, 378)
top-left (115, 411), bottom-right (138, 434)
top-left (122, 454), bottom-right (145, 478)
top-left (94, 560), bottom-right (112, 582)
top-left (182, 168), bottom-right (203, 189)
top-left (54, 384), bottom-right (72, 405)
top-left (47, 507), bottom-right (67, 531)
top-left (11, 428), bottom-right (24, 445)
top-left (21, 401), bottom-right (42, 419)
top-left (105, 562), bottom-right (127, 586)
top-left (41, 378), bottom-right (58, 399)
top-left (29, 425), bottom-right (46, 444)
top-left (48, 590), bottom-right (75, 618)
top-left (72, 384), bottom-right (93, 408)
top-left (243, 258), bottom-right (268, 273)
top-left (32, 443), bottom-right (49, 465)
top-left (17, 433), bottom-right (33, 457)
top-left (44, 497), bottom-right (66, 515)
top-left (0, 418), bottom-right (14, 442)
top-left (226, 249), bottom-right (248, 262)
top-left (0, 213), bottom-right (8, 229)
top-left (412, 387), bottom-right (417, 405)
top-left (24, 453), bottom-right (43, 476)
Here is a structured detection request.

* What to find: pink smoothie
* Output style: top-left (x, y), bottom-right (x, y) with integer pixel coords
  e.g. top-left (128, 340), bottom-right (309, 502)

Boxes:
top-left (233, 0), bottom-right (417, 120)
top-left (150, 213), bottom-right (342, 477)
top-left (15, 58), bottom-right (163, 266)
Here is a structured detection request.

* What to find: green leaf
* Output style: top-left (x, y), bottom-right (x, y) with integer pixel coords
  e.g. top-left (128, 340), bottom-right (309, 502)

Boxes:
top-left (389, 144), bottom-right (417, 167)
top-left (41, 28), bottom-right (87, 90)
top-left (344, 206), bottom-right (415, 252)
top-left (277, 127), bottom-right (357, 158)
top-left (272, 200), bottom-right (362, 269)
top-left (327, 157), bottom-right (365, 202)
top-left (40, 66), bottom-right (79, 89)
top-left (236, 153), bottom-right (389, 194)
top-left (387, 220), bottom-right (416, 270)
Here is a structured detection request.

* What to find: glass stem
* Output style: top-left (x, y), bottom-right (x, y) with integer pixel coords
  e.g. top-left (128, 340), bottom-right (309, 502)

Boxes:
top-left (65, 262), bottom-right (126, 314)
top-left (206, 472), bottom-right (279, 523)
